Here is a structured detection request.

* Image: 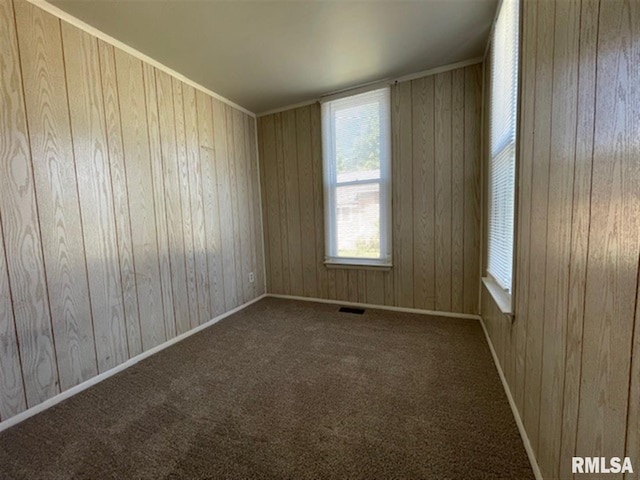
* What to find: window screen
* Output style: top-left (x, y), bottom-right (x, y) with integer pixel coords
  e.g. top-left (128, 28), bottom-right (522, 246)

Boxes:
top-left (321, 88), bottom-right (391, 266)
top-left (488, 0), bottom-right (519, 293)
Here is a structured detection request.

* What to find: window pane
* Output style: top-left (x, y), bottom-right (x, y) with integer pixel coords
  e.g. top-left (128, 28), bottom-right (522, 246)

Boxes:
top-left (335, 101), bottom-right (381, 182)
top-left (336, 183), bottom-right (380, 258)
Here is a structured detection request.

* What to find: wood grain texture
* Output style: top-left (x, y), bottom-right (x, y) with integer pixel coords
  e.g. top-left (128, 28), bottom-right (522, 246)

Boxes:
top-left (481, 1), bottom-right (640, 479)
top-left (246, 116), bottom-right (265, 296)
top-left (155, 69), bottom-right (191, 336)
top-left (411, 76), bottom-right (436, 310)
top-left (16, 4), bottom-right (97, 390)
top-left (196, 91), bottom-right (225, 316)
top-left (97, 40), bottom-right (140, 364)
top-left (232, 109), bottom-right (252, 303)
top-left (114, 48), bottom-right (166, 353)
top-left (0, 0), bottom-right (264, 423)
top-left (392, 81), bottom-right (414, 308)
top-left (143, 63), bottom-right (176, 341)
top-left (62, 23), bottom-right (129, 376)
top-left (537, 0), bottom-right (579, 475)
top-left (2, 0), bottom-right (59, 407)
top-left (183, 84), bottom-right (211, 324)
top-left (225, 105), bottom-right (243, 307)
top-left (0, 212), bottom-right (26, 420)
top-left (434, 71), bottom-right (453, 312)
top-left (575, 1), bottom-right (640, 477)
top-left (172, 79), bottom-right (200, 328)
top-left (522, 0), bottom-right (555, 451)
top-left (451, 69), bottom-right (465, 313)
top-left (258, 67), bottom-right (481, 314)
top-left (212, 99), bottom-right (238, 310)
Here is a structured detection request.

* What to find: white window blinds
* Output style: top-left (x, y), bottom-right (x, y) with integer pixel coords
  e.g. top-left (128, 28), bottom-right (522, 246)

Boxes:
top-left (321, 87), bottom-right (391, 266)
top-left (488, 0), bottom-right (519, 294)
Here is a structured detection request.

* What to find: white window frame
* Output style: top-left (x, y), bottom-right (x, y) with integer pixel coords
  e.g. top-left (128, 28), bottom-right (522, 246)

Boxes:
top-left (321, 87), bottom-right (392, 269)
top-left (483, 0), bottom-right (520, 315)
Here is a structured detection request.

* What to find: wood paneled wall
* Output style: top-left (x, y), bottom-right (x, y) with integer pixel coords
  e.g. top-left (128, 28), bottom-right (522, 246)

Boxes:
top-left (481, 1), bottom-right (640, 478)
top-left (258, 64), bottom-right (482, 314)
top-left (0, 0), bottom-right (264, 422)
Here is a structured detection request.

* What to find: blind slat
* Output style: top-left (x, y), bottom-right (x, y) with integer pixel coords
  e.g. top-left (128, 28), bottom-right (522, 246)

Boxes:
top-left (487, 0), bottom-right (519, 293)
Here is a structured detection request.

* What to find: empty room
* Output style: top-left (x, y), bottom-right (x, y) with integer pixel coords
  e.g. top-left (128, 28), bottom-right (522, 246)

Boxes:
top-left (0, 0), bottom-right (638, 478)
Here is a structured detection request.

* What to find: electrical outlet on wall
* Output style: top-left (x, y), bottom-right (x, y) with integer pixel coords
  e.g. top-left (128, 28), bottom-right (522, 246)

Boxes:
top-left (249, 272), bottom-right (255, 283)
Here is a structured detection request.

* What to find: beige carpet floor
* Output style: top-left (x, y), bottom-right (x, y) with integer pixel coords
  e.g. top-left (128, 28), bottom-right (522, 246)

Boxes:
top-left (0, 297), bottom-right (534, 479)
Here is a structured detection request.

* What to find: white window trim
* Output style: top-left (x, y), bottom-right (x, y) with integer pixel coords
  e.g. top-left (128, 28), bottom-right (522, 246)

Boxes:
top-left (321, 87), bottom-right (392, 268)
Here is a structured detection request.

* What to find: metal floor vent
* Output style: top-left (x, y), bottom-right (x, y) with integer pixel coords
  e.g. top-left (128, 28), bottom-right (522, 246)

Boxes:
top-left (339, 307), bottom-right (365, 315)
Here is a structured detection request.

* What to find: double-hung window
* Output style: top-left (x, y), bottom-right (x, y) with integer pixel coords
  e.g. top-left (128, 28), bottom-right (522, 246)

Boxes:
top-left (321, 88), bottom-right (391, 268)
top-left (485, 0), bottom-right (519, 313)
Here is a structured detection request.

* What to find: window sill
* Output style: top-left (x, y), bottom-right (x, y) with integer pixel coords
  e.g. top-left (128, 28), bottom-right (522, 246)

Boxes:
top-left (482, 276), bottom-right (513, 316)
top-left (325, 261), bottom-right (392, 272)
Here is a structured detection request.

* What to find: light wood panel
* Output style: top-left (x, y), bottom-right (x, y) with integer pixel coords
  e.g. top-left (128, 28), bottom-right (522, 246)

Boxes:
top-left (143, 62), bottom-right (176, 341)
top-left (196, 90), bottom-right (225, 316)
top-left (63, 23), bottom-right (129, 376)
top-left (114, 48), bottom-right (166, 352)
top-left (258, 64), bottom-right (482, 314)
top-left (0, 0), bottom-right (264, 423)
top-left (172, 79), bottom-right (200, 329)
top-left (481, 1), bottom-right (640, 479)
top-left (97, 40), bottom-right (141, 366)
top-left (16, 3), bottom-right (98, 391)
top-left (1, 0), bottom-right (59, 407)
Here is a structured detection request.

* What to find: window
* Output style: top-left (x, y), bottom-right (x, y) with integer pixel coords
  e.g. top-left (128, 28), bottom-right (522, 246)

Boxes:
top-left (485, 0), bottom-right (519, 312)
top-left (321, 87), bottom-right (391, 267)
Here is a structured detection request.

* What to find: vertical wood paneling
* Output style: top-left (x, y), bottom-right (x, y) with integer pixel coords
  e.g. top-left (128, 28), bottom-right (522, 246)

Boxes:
top-left (309, 103), bottom-right (329, 299)
top-left (212, 99), bottom-right (238, 310)
top-left (155, 70), bottom-right (190, 336)
top-left (463, 66), bottom-right (481, 315)
top-left (481, 1), bottom-right (640, 479)
top-left (259, 115), bottom-right (283, 294)
top-left (259, 66), bottom-right (481, 314)
top-left (411, 76), bottom-right (436, 310)
top-left (576, 1), bottom-right (640, 476)
top-left (434, 71), bottom-right (452, 311)
top-left (451, 69), bottom-right (465, 313)
top-left (559, 1), bottom-right (599, 476)
top-left (16, 4), bottom-right (97, 390)
top-left (295, 107), bottom-right (317, 297)
top-left (225, 105), bottom-right (243, 307)
top-left (0, 0), bottom-right (264, 423)
top-left (2, 0), bottom-right (59, 406)
top-left (183, 84), bottom-right (211, 323)
top-left (274, 113), bottom-right (291, 295)
top-left (172, 79), bottom-right (200, 327)
top-left (247, 116), bottom-right (265, 296)
top-left (62, 23), bottom-right (129, 375)
top-left (114, 49), bottom-right (166, 352)
top-left (143, 63), bottom-right (176, 341)
top-left (537, 0), bottom-right (580, 476)
top-left (392, 81), bottom-right (414, 308)
top-left (196, 91), bottom-right (225, 316)
top-left (282, 110), bottom-right (304, 297)
top-left (522, 0), bottom-right (555, 450)
top-left (97, 40), bottom-right (140, 364)
top-left (0, 206), bottom-right (26, 420)
top-left (232, 109), bottom-right (252, 303)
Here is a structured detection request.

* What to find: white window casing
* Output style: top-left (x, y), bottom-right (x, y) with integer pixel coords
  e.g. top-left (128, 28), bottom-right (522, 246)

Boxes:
top-left (321, 87), bottom-right (392, 268)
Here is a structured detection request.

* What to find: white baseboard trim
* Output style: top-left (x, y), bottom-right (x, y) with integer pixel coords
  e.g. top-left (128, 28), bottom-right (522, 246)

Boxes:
top-left (0, 294), bottom-right (267, 434)
top-left (478, 317), bottom-right (544, 480)
top-left (266, 293), bottom-right (482, 321)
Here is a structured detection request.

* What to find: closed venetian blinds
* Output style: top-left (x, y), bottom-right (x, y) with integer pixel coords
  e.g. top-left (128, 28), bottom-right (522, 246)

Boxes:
top-left (488, 0), bottom-right (519, 293)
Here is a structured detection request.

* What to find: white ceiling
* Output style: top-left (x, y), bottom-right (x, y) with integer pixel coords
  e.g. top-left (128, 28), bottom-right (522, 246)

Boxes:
top-left (51, 0), bottom-right (497, 114)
